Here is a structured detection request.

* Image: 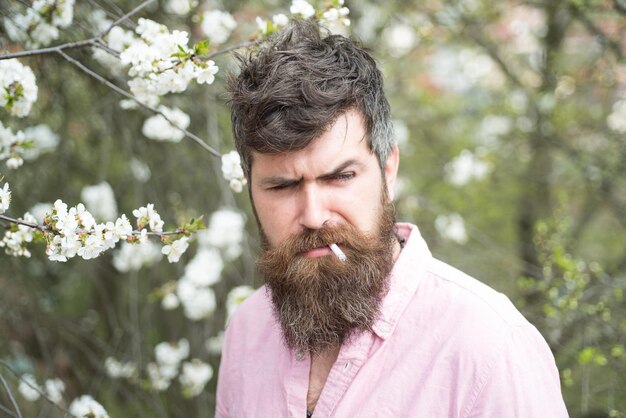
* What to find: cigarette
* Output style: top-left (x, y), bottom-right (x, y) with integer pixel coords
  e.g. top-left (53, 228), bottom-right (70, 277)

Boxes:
top-left (329, 243), bottom-right (346, 262)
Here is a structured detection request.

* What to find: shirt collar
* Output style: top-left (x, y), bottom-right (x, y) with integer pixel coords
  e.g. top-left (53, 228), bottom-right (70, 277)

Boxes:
top-left (371, 223), bottom-right (432, 340)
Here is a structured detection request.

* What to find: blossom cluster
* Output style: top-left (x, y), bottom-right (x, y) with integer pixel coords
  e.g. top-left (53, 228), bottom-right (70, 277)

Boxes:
top-left (435, 213), bottom-right (469, 245)
top-left (0, 212), bottom-right (36, 257)
top-left (17, 372), bottom-right (109, 417)
top-left (200, 10), bottom-right (237, 45)
top-left (119, 18), bottom-right (219, 108)
top-left (3, 0), bottom-right (75, 48)
top-left (221, 151), bottom-right (247, 193)
top-left (0, 183), bottom-right (10, 214)
top-left (1, 122), bottom-right (59, 169)
top-left (45, 200), bottom-right (132, 262)
top-left (256, 0), bottom-right (350, 38)
top-left (161, 209), bottom-right (245, 321)
top-left (607, 96), bottom-right (626, 134)
top-left (165, 0), bottom-right (198, 16)
top-left (142, 105), bottom-right (191, 142)
top-left (0, 59), bottom-right (38, 118)
top-left (0, 192), bottom-right (191, 264)
top-left (18, 374), bottom-right (65, 403)
top-left (445, 149), bottom-right (493, 186)
top-left (134, 338), bottom-right (214, 396)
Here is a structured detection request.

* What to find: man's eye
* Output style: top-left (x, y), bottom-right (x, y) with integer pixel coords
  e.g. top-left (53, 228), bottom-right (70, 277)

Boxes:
top-left (334, 172), bottom-right (355, 182)
top-left (269, 183), bottom-right (294, 191)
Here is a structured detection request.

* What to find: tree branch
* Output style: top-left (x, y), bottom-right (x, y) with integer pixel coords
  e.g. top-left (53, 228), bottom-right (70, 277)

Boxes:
top-left (56, 50), bottom-right (222, 158)
top-left (0, 0), bottom-right (155, 61)
top-left (569, 2), bottom-right (623, 61)
top-left (0, 370), bottom-right (22, 418)
top-left (0, 214), bottom-right (48, 232)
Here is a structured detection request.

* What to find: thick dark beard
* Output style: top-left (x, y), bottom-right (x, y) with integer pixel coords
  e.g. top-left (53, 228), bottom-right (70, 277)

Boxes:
top-left (257, 199), bottom-right (397, 355)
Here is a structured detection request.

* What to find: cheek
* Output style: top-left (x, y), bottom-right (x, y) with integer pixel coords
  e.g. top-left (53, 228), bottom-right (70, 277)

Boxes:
top-left (253, 194), bottom-right (293, 245)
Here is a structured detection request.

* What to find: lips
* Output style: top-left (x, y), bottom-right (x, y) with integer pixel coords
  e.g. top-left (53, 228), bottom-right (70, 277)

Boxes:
top-left (300, 246), bottom-right (333, 258)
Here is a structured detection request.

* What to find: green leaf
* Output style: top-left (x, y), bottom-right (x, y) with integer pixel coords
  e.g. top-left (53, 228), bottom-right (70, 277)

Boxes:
top-left (193, 40), bottom-right (210, 56)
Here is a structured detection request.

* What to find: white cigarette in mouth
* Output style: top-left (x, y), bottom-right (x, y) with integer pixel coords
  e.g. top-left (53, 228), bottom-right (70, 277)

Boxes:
top-left (329, 243), bottom-right (346, 262)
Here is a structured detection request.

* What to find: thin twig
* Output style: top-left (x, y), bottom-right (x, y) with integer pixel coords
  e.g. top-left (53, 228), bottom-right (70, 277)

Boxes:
top-left (0, 39), bottom-right (97, 60)
top-left (569, 2), bottom-right (623, 61)
top-left (0, 370), bottom-right (23, 418)
top-left (96, 0), bottom-right (155, 39)
top-left (0, 214), bottom-right (48, 232)
top-left (206, 40), bottom-right (260, 60)
top-left (0, 212), bottom-right (186, 237)
top-left (56, 50), bottom-right (221, 158)
top-left (0, 403), bottom-right (17, 417)
top-left (0, 0), bottom-right (155, 61)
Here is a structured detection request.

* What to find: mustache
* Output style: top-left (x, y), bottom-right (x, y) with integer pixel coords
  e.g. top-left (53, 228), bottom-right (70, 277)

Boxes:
top-left (280, 224), bottom-right (372, 256)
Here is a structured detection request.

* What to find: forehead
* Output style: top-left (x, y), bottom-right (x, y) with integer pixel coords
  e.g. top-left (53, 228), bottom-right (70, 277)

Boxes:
top-left (250, 110), bottom-right (374, 178)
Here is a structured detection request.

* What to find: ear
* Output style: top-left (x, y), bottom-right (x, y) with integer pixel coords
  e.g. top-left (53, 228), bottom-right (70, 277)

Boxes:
top-left (383, 145), bottom-right (400, 201)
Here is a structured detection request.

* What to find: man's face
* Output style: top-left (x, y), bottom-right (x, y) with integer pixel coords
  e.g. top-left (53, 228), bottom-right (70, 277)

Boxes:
top-left (249, 109), bottom-right (400, 353)
top-left (250, 109), bottom-right (399, 252)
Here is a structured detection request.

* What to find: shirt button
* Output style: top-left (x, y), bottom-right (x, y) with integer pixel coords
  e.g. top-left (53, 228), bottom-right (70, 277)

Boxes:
top-left (296, 351), bottom-right (304, 361)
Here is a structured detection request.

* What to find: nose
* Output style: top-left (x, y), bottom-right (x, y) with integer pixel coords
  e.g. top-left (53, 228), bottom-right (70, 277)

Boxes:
top-left (298, 184), bottom-right (330, 231)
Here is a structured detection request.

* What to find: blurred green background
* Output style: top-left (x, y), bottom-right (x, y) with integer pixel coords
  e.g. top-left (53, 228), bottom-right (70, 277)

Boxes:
top-left (1, 0), bottom-right (625, 416)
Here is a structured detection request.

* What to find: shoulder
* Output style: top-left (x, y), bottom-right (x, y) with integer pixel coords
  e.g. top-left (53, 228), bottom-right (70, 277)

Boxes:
top-left (424, 257), bottom-right (529, 328)
top-left (224, 285), bottom-right (277, 341)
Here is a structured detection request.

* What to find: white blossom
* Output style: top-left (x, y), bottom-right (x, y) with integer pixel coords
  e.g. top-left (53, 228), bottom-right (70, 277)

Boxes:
top-left (0, 183), bottom-right (10, 214)
top-left (112, 240), bottom-right (162, 272)
top-left (4, 0), bottom-right (74, 48)
top-left (226, 285), bottom-right (255, 322)
top-left (182, 248), bottom-right (223, 286)
top-left (43, 378), bottom-right (65, 404)
top-left (205, 331), bottom-right (224, 355)
top-left (161, 292), bottom-right (180, 310)
top-left (607, 98), bottom-right (626, 133)
top-left (179, 359), bottom-right (213, 397)
top-left (195, 61), bottom-right (219, 85)
top-left (29, 202), bottom-right (52, 224)
top-left (132, 203), bottom-right (164, 232)
top-left (105, 357), bottom-right (137, 379)
top-left (435, 213), bottom-right (468, 244)
top-left (320, 4), bottom-right (350, 33)
top-left (81, 182), bottom-right (118, 221)
top-left (164, 0), bottom-right (198, 16)
top-left (197, 208), bottom-right (245, 260)
top-left (229, 179), bottom-right (244, 193)
top-left (445, 149), bottom-right (492, 186)
top-left (221, 151), bottom-right (247, 192)
top-left (162, 236), bottom-right (189, 263)
top-left (0, 212), bottom-right (36, 257)
top-left (130, 158), bottom-right (151, 182)
top-left (290, 0), bottom-right (316, 18)
top-left (21, 124), bottom-right (60, 160)
top-left (0, 122), bottom-right (28, 169)
top-left (201, 10), bottom-right (237, 45)
top-left (142, 106), bottom-right (190, 142)
top-left (155, 338), bottom-right (189, 367)
top-left (176, 279), bottom-right (217, 320)
top-left (68, 395), bottom-right (109, 418)
top-left (383, 24), bottom-right (416, 58)
top-left (18, 374), bottom-right (40, 401)
top-left (6, 157), bottom-right (23, 169)
top-left (0, 59), bottom-right (38, 118)
top-left (273, 13), bottom-right (289, 27)
top-left (146, 362), bottom-right (176, 391)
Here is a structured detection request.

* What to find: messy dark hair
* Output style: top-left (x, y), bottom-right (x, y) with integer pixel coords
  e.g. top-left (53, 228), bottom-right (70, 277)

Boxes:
top-left (227, 18), bottom-right (394, 178)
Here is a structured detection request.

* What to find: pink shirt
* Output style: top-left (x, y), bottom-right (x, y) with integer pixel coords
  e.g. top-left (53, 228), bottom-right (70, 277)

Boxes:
top-left (216, 223), bottom-right (568, 417)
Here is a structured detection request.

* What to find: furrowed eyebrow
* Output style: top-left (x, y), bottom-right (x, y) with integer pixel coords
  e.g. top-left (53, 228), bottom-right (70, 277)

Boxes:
top-left (318, 159), bottom-right (362, 180)
top-left (259, 176), bottom-right (302, 188)
top-left (258, 159), bottom-right (364, 187)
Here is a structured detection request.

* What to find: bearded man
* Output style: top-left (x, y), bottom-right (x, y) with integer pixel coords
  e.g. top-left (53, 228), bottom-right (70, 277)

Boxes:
top-left (216, 19), bottom-right (568, 418)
